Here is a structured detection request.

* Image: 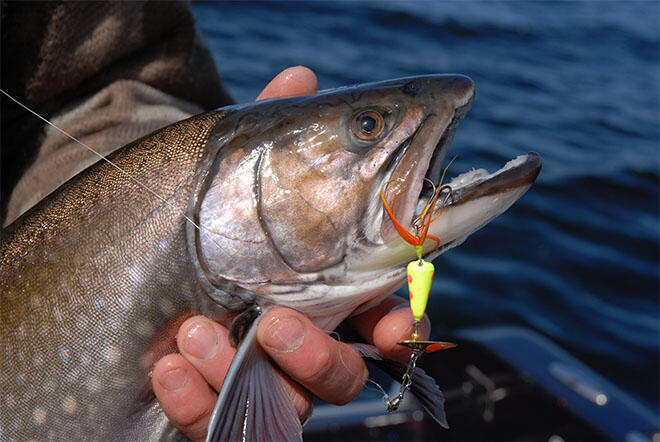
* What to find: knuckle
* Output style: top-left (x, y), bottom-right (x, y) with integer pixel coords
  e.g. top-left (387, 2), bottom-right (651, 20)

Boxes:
top-left (176, 406), bottom-right (211, 431)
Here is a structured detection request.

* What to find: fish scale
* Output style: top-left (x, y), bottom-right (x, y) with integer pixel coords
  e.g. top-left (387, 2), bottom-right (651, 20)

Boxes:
top-left (1, 111), bottom-right (225, 440)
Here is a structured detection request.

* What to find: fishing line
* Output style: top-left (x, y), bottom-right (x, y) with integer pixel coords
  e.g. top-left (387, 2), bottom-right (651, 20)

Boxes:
top-left (329, 331), bottom-right (364, 380)
top-left (365, 378), bottom-right (392, 404)
top-left (0, 88), bottom-right (205, 233)
top-left (1, 89), bottom-right (289, 304)
top-left (328, 330), bottom-right (409, 408)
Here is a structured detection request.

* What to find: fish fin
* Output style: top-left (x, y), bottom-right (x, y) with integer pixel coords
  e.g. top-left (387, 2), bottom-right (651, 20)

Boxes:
top-left (348, 342), bottom-right (383, 360)
top-left (349, 343), bottom-right (449, 429)
top-left (206, 311), bottom-right (302, 442)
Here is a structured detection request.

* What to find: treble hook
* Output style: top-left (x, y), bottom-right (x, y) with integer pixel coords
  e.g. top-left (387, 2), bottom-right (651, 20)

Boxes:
top-left (413, 178), bottom-right (439, 230)
top-left (439, 184), bottom-right (453, 206)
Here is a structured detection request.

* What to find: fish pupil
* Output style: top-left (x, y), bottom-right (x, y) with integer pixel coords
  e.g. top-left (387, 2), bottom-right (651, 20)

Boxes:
top-left (361, 115), bottom-right (377, 133)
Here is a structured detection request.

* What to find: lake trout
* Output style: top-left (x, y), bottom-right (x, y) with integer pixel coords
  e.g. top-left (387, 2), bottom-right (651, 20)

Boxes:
top-left (0, 75), bottom-right (541, 440)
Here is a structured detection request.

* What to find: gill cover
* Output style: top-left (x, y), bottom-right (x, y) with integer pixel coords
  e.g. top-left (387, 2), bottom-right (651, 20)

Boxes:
top-left (194, 78), bottom-right (439, 288)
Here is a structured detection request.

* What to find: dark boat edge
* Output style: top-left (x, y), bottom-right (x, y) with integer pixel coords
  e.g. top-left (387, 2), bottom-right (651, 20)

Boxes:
top-left (304, 325), bottom-right (659, 441)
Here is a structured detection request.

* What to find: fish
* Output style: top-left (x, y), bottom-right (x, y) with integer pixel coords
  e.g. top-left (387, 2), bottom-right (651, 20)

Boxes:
top-left (0, 74), bottom-right (541, 441)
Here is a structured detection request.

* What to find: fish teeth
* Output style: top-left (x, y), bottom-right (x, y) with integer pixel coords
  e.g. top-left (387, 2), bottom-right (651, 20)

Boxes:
top-left (448, 168), bottom-right (489, 186)
top-left (446, 154), bottom-right (531, 189)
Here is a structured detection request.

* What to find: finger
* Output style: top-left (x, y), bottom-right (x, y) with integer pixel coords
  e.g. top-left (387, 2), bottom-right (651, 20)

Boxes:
top-left (257, 307), bottom-right (369, 406)
top-left (177, 315), bottom-right (312, 422)
top-left (176, 315), bottom-right (236, 393)
top-left (273, 367), bottom-right (314, 424)
top-left (256, 66), bottom-right (318, 100)
top-left (348, 295), bottom-right (431, 362)
top-left (152, 354), bottom-right (217, 442)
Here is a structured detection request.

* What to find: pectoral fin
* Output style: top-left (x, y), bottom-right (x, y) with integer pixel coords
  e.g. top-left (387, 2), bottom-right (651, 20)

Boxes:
top-left (350, 343), bottom-right (449, 429)
top-left (206, 310), bottom-right (302, 442)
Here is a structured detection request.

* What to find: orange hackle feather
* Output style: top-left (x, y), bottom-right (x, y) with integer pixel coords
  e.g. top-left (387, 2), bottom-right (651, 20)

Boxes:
top-left (379, 180), bottom-right (441, 254)
top-left (379, 156), bottom-right (456, 256)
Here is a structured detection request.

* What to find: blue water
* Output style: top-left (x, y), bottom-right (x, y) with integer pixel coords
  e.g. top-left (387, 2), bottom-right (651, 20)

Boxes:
top-left (192, 1), bottom-right (660, 415)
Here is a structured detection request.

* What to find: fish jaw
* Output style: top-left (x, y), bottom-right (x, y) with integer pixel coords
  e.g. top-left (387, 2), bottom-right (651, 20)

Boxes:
top-left (355, 153), bottom-right (542, 271)
top-left (428, 153), bottom-right (541, 245)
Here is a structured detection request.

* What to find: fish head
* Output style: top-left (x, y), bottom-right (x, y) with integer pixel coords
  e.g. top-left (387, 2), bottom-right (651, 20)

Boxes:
top-left (193, 75), bottom-right (540, 326)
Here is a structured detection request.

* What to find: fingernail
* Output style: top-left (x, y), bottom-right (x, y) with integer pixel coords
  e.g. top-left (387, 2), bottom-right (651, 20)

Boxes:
top-left (264, 316), bottom-right (305, 352)
top-left (183, 321), bottom-right (219, 360)
top-left (389, 303), bottom-right (408, 313)
top-left (159, 367), bottom-right (187, 392)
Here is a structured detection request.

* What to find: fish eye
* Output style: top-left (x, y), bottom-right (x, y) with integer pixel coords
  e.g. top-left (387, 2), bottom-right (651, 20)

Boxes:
top-left (351, 110), bottom-right (385, 142)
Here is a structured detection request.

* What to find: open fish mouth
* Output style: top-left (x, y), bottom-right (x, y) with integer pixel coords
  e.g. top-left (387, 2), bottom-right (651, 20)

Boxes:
top-left (381, 99), bottom-right (541, 251)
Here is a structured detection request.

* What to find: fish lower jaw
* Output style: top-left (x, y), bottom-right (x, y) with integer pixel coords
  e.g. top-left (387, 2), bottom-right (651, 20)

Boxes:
top-left (425, 184), bottom-right (531, 252)
top-left (394, 153), bottom-right (541, 251)
top-left (437, 153), bottom-right (540, 209)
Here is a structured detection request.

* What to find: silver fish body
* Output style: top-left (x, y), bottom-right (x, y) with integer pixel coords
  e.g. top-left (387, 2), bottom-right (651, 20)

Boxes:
top-left (0, 75), bottom-right (540, 440)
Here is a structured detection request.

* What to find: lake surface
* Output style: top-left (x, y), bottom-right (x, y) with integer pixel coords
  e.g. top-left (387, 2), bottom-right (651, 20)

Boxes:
top-left (192, 0), bottom-right (659, 415)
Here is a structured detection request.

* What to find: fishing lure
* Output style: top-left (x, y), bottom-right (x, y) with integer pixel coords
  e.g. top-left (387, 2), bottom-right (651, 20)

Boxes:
top-left (379, 159), bottom-right (457, 412)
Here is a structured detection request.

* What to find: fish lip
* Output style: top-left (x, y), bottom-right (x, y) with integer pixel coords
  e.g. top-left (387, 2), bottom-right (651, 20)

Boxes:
top-left (434, 152), bottom-right (542, 212)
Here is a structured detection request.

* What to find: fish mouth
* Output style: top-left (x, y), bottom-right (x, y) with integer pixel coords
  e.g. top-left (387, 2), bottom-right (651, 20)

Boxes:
top-left (417, 152), bottom-right (542, 260)
top-left (380, 99), bottom-right (541, 254)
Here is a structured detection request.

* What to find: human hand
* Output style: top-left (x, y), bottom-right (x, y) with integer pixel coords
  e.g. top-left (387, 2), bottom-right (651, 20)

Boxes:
top-left (152, 67), bottom-right (430, 441)
top-left (152, 295), bottom-right (429, 441)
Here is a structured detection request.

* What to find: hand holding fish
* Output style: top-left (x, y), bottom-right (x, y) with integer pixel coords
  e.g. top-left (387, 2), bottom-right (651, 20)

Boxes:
top-left (152, 67), bottom-right (431, 440)
top-left (154, 299), bottom-right (427, 441)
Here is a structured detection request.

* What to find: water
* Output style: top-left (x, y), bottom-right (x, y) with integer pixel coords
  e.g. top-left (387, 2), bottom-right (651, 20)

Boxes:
top-left (192, 1), bottom-right (659, 416)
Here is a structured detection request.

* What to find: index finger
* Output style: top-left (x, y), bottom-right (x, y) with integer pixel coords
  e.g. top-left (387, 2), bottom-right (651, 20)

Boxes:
top-left (256, 66), bottom-right (318, 100)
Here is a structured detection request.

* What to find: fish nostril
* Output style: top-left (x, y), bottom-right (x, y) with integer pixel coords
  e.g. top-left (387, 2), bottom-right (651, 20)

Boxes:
top-left (403, 81), bottom-right (422, 95)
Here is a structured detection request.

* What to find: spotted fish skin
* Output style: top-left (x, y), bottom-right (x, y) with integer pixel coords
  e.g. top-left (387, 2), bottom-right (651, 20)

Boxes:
top-left (0, 111), bottom-right (226, 440)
